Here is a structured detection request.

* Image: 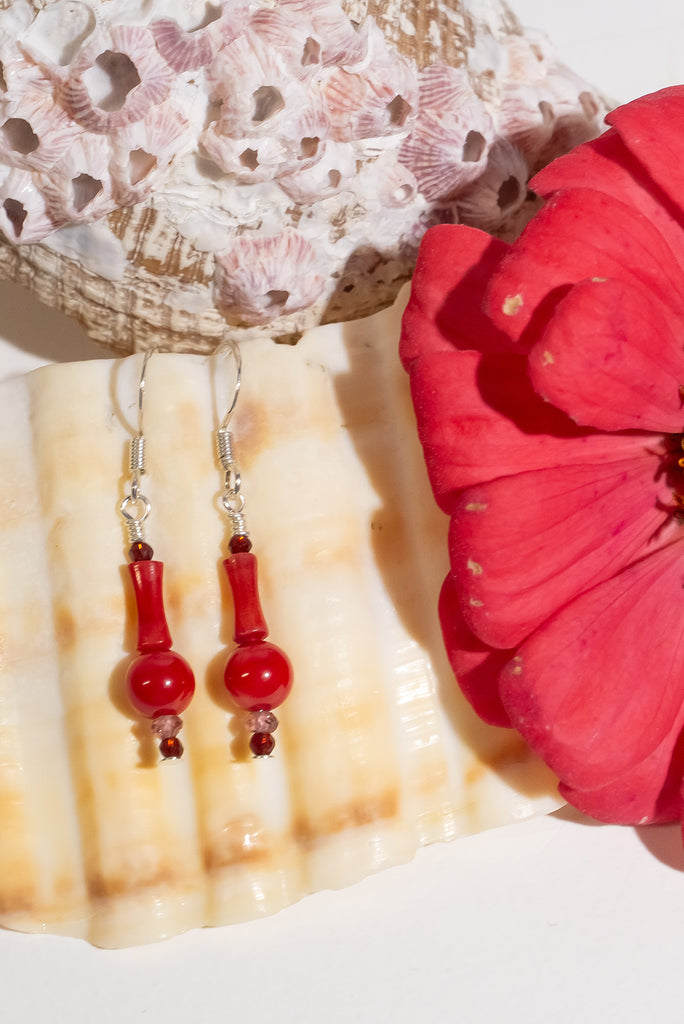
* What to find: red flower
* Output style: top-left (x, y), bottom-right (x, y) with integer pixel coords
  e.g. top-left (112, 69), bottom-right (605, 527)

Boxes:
top-left (400, 86), bottom-right (684, 832)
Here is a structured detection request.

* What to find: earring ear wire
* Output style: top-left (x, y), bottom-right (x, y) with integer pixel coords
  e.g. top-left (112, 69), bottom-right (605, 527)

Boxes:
top-left (216, 341), bottom-right (293, 757)
top-left (119, 350), bottom-right (196, 760)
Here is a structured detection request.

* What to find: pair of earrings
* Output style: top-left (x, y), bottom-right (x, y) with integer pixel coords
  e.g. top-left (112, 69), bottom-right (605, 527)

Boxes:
top-left (119, 345), bottom-right (293, 761)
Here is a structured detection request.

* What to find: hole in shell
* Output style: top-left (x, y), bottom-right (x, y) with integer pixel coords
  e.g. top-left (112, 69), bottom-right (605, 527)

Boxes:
top-left (256, 289), bottom-right (289, 312)
top-left (204, 98), bottom-right (222, 128)
top-left (3, 198), bottom-right (27, 237)
top-left (129, 148), bottom-right (157, 185)
top-left (190, 3), bottom-right (222, 30)
top-left (462, 130), bottom-right (486, 163)
top-left (0, 62), bottom-right (6, 92)
top-left (386, 94), bottom-right (412, 127)
top-left (497, 175), bottom-right (521, 211)
top-left (302, 36), bottom-right (321, 65)
top-left (328, 169), bottom-right (342, 189)
top-left (579, 90), bottom-right (600, 120)
top-left (252, 85), bottom-right (285, 123)
top-left (195, 154), bottom-right (225, 180)
top-left (393, 183), bottom-right (415, 203)
top-left (83, 51), bottom-right (141, 112)
top-left (239, 148), bottom-right (259, 170)
top-left (2, 118), bottom-right (39, 155)
top-left (71, 172), bottom-right (103, 212)
top-left (299, 136), bottom-right (319, 159)
top-left (538, 100), bottom-right (554, 125)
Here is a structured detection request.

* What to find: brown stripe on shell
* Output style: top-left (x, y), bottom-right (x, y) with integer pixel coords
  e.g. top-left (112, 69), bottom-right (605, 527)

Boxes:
top-left (107, 205), bottom-right (215, 287)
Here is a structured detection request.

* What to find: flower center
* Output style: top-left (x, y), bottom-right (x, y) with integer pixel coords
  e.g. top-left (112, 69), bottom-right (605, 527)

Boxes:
top-left (670, 434), bottom-right (684, 519)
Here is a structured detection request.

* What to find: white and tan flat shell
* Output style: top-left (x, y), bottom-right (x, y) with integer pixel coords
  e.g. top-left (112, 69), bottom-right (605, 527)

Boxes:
top-left (0, 291), bottom-right (560, 948)
top-left (0, 0), bottom-right (608, 351)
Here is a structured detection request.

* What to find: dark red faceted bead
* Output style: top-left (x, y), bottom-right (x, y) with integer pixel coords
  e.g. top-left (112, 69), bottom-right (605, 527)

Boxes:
top-left (224, 640), bottom-right (293, 711)
top-left (126, 650), bottom-right (195, 718)
top-left (159, 735), bottom-right (184, 759)
top-left (229, 534), bottom-right (253, 554)
top-left (128, 541), bottom-right (154, 562)
top-left (250, 731), bottom-right (275, 757)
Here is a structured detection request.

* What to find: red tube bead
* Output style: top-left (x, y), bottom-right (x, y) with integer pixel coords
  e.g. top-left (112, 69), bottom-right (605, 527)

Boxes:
top-left (126, 558), bottom-right (195, 723)
top-left (223, 552), bottom-right (269, 642)
top-left (127, 560), bottom-right (173, 652)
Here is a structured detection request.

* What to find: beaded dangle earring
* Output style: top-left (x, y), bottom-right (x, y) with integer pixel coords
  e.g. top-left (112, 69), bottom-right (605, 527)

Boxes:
top-left (119, 351), bottom-right (195, 760)
top-left (216, 341), bottom-right (293, 757)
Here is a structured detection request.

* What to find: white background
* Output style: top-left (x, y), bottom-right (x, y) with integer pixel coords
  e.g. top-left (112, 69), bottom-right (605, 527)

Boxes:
top-left (3, 2), bottom-right (684, 1021)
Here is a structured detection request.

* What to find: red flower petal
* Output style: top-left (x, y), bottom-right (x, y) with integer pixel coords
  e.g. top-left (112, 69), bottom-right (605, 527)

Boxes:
top-left (532, 128), bottom-right (684, 271)
top-left (486, 189), bottom-right (684, 346)
top-left (607, 87), bottom-right (684, 222)
top-left (500, 541), bottom-right (684, 791)
top-left (559, 717), bottom-right (684, 826)
top-left (452, 449), bottom-right (672, 648)
top-left (400, 223), bottom-right (513, 362)
top-left (401, 86), bottom-right (684, 836)
top-left (528, 277), bottom-right (684, 432)
top-left (438, 574), bottom-right (512, 727)
top-left (405, 342), bottom-right (662, 511)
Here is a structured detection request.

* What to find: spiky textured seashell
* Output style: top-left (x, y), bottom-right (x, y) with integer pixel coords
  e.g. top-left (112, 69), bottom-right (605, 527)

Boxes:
top-left (457, 137), bottom-right (531, 231)
top-left (398, 65), bottom-right (495, 201)
top-left (213, 229), bottom-right (326, 325)
top-left (0, 0), bottom-right (608, 352)
top-left (0, 293), bottom-right (560, 948)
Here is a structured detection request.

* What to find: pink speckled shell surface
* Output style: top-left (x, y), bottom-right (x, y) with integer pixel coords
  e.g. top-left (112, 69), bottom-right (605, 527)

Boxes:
top-left (0, 0), bottom-right (608, 351)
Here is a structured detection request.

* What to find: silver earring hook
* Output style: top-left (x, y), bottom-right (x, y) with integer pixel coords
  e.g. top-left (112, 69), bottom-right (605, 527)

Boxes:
top-left (137, 347), bottom-right (156, 437)
top-left (216, 340), bottom-right (248, 538)
top-left (218, 339), bottom-right (241, 430)
top-left (120, 349), bottom-right (155, 543)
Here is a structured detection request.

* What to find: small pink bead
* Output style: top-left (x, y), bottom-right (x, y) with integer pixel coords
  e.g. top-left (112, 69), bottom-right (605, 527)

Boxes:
top-left (150, 714), bottom-right (183, 739)
top-left (247, 709), bottom-right (279, 734)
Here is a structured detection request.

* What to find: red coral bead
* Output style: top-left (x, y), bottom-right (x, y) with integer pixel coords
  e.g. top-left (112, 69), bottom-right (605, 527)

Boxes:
top-left (224, 640), bottom-right (293, 711)
top-left (126, 650), bottom-right (195, 718)
top-left (223, 553), bottom-right (268, 642)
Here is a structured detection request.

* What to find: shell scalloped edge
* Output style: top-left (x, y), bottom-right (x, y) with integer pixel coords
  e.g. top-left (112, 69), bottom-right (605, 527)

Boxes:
top-left (0, 293), bottom-right (560, 947)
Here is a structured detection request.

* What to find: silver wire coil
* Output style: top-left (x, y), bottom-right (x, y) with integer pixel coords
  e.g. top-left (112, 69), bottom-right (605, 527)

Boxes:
top-left (120, 493), bottom-right (150, 546)
top-left (217, 427), bottom-right (235, 469)
top-left (129, 434), bottom-right (145, 474)
top-left (126, 518), bottom-right (145, 544)
top-left (228, 510), bottom-right (248, 536)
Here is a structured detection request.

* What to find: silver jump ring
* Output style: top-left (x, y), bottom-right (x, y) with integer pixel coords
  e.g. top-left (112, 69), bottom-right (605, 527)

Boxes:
top-left (224, 467), bottom-right (241, 495)
top-left (120, 493), bottom-right (151, 524)
top-left (221, 492), bottom-right (245, 516)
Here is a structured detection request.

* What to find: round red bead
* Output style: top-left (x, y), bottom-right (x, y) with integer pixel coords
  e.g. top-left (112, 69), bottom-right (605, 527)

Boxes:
top-left (250, 732), bottom-right (275, 757)
top-left (224, 640), bottom-right (293, 711)
top-left (126, 650), bottom-right (195, 718)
